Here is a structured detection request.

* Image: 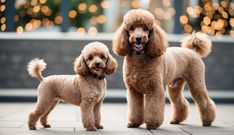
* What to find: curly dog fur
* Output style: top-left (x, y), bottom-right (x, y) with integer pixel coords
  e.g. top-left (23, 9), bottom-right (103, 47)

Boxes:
top-left (27, 42), bottom-right (118, 131)
top-left (112, 9), bottom-right (216, 129)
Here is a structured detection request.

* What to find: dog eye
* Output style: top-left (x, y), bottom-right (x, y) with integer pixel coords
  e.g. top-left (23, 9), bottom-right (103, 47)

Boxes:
top-left (88, 56), bottom-right (93, 60)
top-left (143, 26), bottom-right (148, 31)
top-left (100, 55), bottom-right (106, 59)
top-left (130, 26), bottom-right (135, 31)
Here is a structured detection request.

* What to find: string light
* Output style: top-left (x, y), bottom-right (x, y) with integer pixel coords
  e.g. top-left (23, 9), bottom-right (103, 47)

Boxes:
top-left (0, 5), bottom-right (5, 12)
top-left (230, 30), bottom-right (234, 37)
top-left (16, 26), bottom-right (24, 33)
top-left (25, 23), bottom-right (33, 31)
top-left (180, 15), bottom-right (188, 25)
top-left (1, 24), bottom-right (6, 31)
top-left (39, 0), bottom-right (47, 4)
top-left (1, 17), bottom-right (6, 24)
top-left (203, 17), bottom-right (211, 25)
top-left (78, 3), bottom-right (87, 12)
top-left (30, 0), bottom-right (38, 6)
top-left (33, 5), bottom-right (40, 13)
top-left (230, 18), bottom-right (234, 27)
top-left (101, 0), bottom-right (109, 9)
top-left (184, 24), bottom-right (193, 33)
top-left (90, 16), bottom-right (97, 25)
top-left (154, 8), bottom-right (164, 19)
top-left (55, 16), bottom-right (63, 24)
top-left (131, 0), bottom-right (141, 9)
top-left (97, 15), bottom-right (106, 24)
top-left (69, 10), bottom-right (77, 18)
top-left (76, 27), bottom-right (85, 34)
top-left (162, 0), bottom-right (171, 7)
top-left (0, 0), bottom-right (6, 31)
top-left (88, 27), bottom-right (97, 35)
top-left (89, 4), bottom-right (98, 13)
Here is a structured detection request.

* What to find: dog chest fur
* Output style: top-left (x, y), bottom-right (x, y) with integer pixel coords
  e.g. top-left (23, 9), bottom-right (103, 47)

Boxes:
top-left (123, 55), bottom-right (164, 93)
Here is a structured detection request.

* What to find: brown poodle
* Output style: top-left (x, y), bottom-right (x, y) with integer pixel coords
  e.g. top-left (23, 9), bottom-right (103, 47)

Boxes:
top-left (27, 42), bottom-right (118, 131)
top-left (112, 9), bottom-right (216, 129)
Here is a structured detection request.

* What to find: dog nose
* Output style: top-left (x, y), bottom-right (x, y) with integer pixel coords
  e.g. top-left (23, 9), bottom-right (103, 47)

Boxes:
top-left (95, 63), bottom-right (100, 68)
top-left (136, 37), bottom-right (142, 43)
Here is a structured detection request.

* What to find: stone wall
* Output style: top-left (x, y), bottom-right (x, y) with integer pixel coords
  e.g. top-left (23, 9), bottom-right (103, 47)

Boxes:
top-left (0, 33), bottom-right (233, 90)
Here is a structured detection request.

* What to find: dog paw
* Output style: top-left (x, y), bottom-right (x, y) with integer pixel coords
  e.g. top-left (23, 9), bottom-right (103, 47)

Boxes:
top-left (86, 127), bottom-right (96, 131)
top-left (146, 123), bottom-right (160, 130)
top-left (202, 122), bottom-right (212, 126)
top-left (95, 125), bottom-right (104, 129)
top-left (170, 120), bottom-right (180, 124)
top-left (29, 126), bottom-right (36, 130)
top-left (127, 123), bottom-right (141, 128)
top-left (43, 124), bottom-right (51, 128)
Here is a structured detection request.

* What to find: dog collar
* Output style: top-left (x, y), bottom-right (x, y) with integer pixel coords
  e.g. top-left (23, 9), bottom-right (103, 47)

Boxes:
top-left (133, 50), bottom-right (145, 55)
top-left (88, 72), bottom-right (105, 80)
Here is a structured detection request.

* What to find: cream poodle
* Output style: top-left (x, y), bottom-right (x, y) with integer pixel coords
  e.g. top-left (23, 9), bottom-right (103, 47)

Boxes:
top-left (112, 9), bottom-right (216, 129)
top-left (27, 42), bottom-right (118, 131)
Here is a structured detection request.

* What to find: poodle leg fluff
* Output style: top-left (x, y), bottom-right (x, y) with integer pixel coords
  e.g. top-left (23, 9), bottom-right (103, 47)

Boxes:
top-left (187, 79), bottom-right (216, 126)
top-left (28, 112), bottom-right (41, 130)
top-left (168, 79), bottom-right (189, 124)
top-left (40, 100), bottom-right (59, 128)
top-left (80, 101), bottom-right (96, 131)
top-left (28, 97), bottom-right (56, 130)
top-left (127, 88), bottom-right (144, 128)
top-left (144, 89), bottom-right (164, 129)
top-left (94, 100), bottom-right (104, 129)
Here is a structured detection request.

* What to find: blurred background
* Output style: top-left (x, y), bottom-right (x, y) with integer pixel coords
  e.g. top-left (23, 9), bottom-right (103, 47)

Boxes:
top-left (0, 0), bottom-right (233, 35)
top-left (0, 0), bottom-right (234, 103)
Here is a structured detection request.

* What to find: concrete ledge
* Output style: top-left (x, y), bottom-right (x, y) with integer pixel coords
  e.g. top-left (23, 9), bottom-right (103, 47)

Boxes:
top-left (0, 89), bottom-right (234, 104)
top-left (1, 32), bottom-right (234, 42)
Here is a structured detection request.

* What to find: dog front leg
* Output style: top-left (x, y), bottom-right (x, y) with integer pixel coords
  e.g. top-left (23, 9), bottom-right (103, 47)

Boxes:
top-left (94, 99), bottom-right (104, 129)
top-left (144, 88), bottom-right (165, 129)
top-left (80, 101), bottom-right (96, 131)
top-left (127, 87), bottom-right (144, 128)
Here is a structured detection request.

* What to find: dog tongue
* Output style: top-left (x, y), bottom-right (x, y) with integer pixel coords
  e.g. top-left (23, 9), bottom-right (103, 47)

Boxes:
top-left (135, 43), bottom-right (142, 49)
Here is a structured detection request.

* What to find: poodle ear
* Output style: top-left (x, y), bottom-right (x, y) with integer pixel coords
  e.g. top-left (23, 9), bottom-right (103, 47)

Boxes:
top-left (146, 24), bottom-right (168, 57)
top-left (112, 24), bottom-right (130, 56)
top-left (105, 53), bottom-right (118, 75)
top-left (74, 55), bottom-right (88, 76)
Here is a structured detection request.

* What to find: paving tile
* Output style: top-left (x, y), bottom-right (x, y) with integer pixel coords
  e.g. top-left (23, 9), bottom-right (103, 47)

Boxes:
top-left (0, 103), bottom-right (233, 135)
top-left (0, 121), bottom-right (25, 128)
top-left (75, 127), bottom-right (152, 135)
top-left (151, 127), bottom-right (190, 135)
top-left (0, 128), bottom-right (75, 135)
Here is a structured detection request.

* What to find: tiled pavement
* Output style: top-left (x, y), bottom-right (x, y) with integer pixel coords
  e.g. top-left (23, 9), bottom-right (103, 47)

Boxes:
top-left (0, 103), bottom-right (233, 135)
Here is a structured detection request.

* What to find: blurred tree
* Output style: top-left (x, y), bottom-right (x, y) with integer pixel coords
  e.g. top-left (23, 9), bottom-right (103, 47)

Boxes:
top-left (69, 0), bottom-right (104, 32)
top-left (180, 0), bottom-right (233, 36)
top-left (15, 0), bottom-right (60, 32)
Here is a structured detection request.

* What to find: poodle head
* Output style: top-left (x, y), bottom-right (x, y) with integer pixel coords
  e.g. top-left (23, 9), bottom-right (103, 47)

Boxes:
top-left (113, 9), bottom-right (168, 57)
top-left (74, 42), bottom-right (118, 77)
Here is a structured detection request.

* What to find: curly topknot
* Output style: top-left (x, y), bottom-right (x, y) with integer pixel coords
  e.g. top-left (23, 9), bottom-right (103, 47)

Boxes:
top-left (123, 9), bottom-right (155, 30)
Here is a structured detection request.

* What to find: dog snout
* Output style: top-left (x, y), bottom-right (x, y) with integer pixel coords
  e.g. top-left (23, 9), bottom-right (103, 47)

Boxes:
top-left (95, 63), bottom-right (100, 68)
top-left (136, 37), bottom-right (142, 43)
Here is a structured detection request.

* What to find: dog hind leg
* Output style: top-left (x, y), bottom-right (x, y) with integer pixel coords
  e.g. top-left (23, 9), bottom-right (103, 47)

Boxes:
top-left (168, 78), bottom-right (189, 124)
top-left (186, 74), bottom-right (216, 126)
top-left (40, 99), bottom-right (59, 128)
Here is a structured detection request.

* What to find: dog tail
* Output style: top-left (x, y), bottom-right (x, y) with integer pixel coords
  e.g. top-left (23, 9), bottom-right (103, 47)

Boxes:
top-left (181, 32), bottom-right (212, 57)
top-left (27, 58), bottom-right (46, 81)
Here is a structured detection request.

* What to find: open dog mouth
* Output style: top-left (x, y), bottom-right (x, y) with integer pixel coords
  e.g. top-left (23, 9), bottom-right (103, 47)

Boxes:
top-left (134, 43), bottom-right (143, 50)
top-left (94, 67), bottom-right (100, 71)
